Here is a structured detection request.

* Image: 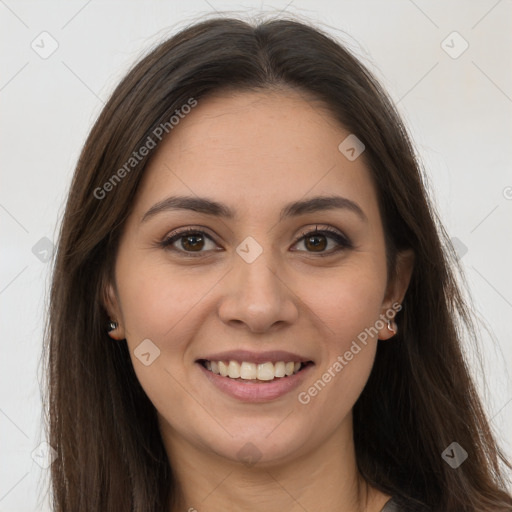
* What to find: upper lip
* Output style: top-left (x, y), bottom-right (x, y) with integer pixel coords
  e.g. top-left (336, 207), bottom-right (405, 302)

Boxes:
top-left (197, 350), bottom-right (313, 365)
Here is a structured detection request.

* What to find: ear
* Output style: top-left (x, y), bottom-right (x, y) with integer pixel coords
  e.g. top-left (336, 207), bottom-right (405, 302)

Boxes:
top-left (378, 249), bottom-right (414, 340)
top-left (102, 281), bottom-right (126, 340)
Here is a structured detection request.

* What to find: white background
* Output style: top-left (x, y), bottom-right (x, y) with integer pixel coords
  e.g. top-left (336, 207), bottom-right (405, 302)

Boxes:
top-left (1, 1), bottom-right (511, 510)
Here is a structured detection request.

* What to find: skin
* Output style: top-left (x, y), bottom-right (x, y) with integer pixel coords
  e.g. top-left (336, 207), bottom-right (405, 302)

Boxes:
top-left (105, 89), bottom-right (414, 512)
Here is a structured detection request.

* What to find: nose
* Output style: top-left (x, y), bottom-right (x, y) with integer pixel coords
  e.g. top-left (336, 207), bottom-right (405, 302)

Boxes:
top-left (217, 251), bottom-right (299, 334)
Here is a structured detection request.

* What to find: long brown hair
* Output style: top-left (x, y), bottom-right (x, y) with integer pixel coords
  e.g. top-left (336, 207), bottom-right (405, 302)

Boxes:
top-left (44, 16), bottom-right (512, 511)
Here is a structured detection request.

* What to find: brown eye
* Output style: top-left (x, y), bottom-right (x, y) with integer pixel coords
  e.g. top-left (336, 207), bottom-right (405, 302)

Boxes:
top-left (292, 227), bottom-right (352, 256)
top-left (160, 229), bottom-right (218, 256)
top-left (304, 233), bottom-right (328, 252)
top-left (180, 233), bottom-right (205, 251)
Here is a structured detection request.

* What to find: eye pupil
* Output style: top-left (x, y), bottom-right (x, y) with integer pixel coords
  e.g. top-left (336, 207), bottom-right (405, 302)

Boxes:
top-left (306, 234), bottom-right (327, 251)
top-left (182, 234), bottom-right (204, 251)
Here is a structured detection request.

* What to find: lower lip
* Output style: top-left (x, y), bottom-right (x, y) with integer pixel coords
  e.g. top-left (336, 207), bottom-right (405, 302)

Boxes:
top-left (197, 362), bottom-right (313, 402)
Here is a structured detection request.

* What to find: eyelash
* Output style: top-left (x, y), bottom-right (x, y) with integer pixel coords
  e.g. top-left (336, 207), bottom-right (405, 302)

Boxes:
top-left (159, 225), bottom-right (353, 258)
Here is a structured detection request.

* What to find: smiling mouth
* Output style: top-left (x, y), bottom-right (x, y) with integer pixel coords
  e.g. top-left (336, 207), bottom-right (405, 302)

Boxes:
top-left (198, 359), bottom-right (313, 382)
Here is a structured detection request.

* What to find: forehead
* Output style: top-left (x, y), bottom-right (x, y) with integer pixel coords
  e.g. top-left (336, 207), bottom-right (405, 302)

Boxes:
top-left (134, 90), bottom-right (380, 223)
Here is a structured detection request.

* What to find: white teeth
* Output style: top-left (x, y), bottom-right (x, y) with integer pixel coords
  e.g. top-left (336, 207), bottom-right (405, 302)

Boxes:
top-left (257, 362), bottom-right (275, 381)
top-left (240, 362), bottom-right (257, 379)
top-left (218, 361), bottom-right (229, 377)
top-left (274, 361), bottom-right (286, 378)
top-left (228, 360), bottom-right (240, 378)
top-left (203, 359), bottom-right (306, 380)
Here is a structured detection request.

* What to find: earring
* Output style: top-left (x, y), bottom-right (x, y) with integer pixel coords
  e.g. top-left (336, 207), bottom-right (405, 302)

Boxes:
top-left (107, 320), bottom-right (118, 332)
top-left (387, 320), bottom-right (397, 334)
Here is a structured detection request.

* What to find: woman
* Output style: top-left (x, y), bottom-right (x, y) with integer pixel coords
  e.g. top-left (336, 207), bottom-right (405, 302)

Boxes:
top-left (44, 16), bottom-right (512, 512)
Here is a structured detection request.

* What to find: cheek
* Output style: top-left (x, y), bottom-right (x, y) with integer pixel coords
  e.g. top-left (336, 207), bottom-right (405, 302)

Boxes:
top-left (301, 260), bottom-right (387, 346)
top-left (293, 262), bottom-right (385, 414)
top-left (115, 258), bottom-right (229, 410)
top-left (117, 258), bottom-right (222, 343)
top-left (115, 263), bottom-right (207, 420)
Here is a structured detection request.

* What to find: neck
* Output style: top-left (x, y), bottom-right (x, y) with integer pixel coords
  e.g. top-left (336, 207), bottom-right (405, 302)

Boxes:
top-left (161, 416), bottom-right (390, 512)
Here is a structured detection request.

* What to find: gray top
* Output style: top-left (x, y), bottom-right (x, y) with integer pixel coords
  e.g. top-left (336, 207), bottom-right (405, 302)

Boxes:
top-left (380, 497), bottom-right (401, 512)
top-left (380, 497), bottom-right (430, 511)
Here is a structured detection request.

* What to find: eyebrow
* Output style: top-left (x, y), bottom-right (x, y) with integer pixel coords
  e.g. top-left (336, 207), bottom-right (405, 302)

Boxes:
top-left (141, 194), bottom-right (367, 223)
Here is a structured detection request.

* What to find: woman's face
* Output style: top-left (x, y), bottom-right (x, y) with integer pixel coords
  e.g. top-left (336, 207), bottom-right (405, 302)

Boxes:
top-left (106, 90), bottom-right (412, 466)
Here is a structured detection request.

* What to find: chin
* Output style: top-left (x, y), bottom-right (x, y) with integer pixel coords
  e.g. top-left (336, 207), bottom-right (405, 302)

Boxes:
top-left (193, 417), bottom-right (315, 467)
